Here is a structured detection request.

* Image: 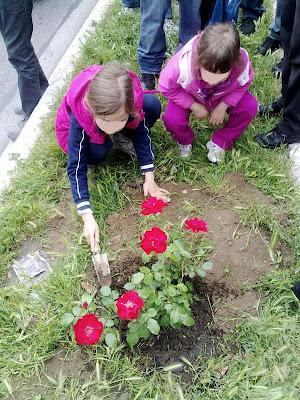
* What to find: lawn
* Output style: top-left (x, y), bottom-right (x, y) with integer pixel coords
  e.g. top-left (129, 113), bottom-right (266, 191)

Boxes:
top-left (0, 1), bottom-right (300, 399)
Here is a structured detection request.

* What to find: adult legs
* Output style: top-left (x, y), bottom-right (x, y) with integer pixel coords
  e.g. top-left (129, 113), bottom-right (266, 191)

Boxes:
top-left (240, 0), bottom-right (265, 35)
top-left (178, 0), bottom-right (201, 45)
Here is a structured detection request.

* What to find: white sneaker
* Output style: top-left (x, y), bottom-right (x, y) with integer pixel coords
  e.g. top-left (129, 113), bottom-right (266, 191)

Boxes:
top-left (119, 7), bottom-right (134, 15)
top-left (178, 144), bottom-right (192, 158)
top-left (206, 140), bottom-right (225, 164)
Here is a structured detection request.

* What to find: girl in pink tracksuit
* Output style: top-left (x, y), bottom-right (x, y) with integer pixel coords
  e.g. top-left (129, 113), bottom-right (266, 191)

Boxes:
top-left (158, 23), bottom-right (258, 163)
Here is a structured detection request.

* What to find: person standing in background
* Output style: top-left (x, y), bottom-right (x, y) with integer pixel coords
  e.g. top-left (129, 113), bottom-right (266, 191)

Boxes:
top-left (138, 0), bottom-right (202, 90)
top-left (256, 0), bottom-right (300, 148)
top-left (0, 0), bottom-right (49, 139)
top-left (239, 0), bottom-right (265, 35)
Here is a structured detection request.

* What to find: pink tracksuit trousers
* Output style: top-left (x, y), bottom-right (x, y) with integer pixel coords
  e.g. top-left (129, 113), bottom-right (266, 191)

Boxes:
top-left (162, 92), bottom-right (258, 150)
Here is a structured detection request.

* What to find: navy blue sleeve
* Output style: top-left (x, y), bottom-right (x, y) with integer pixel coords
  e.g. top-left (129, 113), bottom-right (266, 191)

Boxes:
top-left (124, 119), bottom-right (154, 173)
top-left (67, 113), bottom-right (92, 214)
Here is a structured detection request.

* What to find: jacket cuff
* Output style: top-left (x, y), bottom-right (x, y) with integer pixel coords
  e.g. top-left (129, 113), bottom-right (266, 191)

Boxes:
top-left (76, 200), bottom-right (92, 215)
top-left (140, 163), bottom-right (154, 173)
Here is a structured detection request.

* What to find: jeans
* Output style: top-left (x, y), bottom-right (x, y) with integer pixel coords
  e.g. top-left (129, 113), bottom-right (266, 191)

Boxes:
top-left (277, 0), bottom-right (300, 143)
top-left (269, 0), bottom-right (282, 41)
top-left (138, 0), bottom-right (201, 74)
top-left (0, 0), bottom-right (48, 116)
top-left (87, 94), bottom-right (161, 164)
top-left (122, 0), bottom-right (172, 18)
top-left (240, 0), bottom-right (265, 20)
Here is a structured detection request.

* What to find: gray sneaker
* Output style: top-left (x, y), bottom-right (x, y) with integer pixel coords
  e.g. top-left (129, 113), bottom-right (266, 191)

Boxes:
top-left (178, 143), bottom-right (192, 158)
top-left (111, 132), bottom-right (136, 158)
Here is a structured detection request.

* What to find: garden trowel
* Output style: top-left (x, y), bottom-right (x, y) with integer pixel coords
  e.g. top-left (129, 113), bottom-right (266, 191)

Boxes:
top-left (92, 242), bottom-right (112, 287)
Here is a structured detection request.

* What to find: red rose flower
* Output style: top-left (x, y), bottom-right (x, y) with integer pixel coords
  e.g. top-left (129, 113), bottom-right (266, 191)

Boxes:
top-left (116, 291), bottom-right (144, 320)
top-left (141, 197), bottom-right (168, 216)
top-left (140, 226), bottom-right (168, 254)
top-left (82, 301), bottom-right (88, 309)
top-left (185, 218), bottom-right (208, 233)
top-left (73, 313), bottom-right (103, 346)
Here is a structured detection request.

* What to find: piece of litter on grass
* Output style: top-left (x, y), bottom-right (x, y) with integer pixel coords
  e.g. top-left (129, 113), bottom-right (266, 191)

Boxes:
top-left (219, 366), bottom-right (229, 378)
top-left (12, 251), bottom-right (52, 287)
top-left (182, 189), bottom-right (188, 194)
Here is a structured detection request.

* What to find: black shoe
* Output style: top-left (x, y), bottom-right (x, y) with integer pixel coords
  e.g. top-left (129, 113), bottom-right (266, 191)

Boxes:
top-left (255, 36), bottom-right (281, 55)
top-left (259, 97), bottom-right (284, 116)
top-left (255, 127), bottom-right (287, 149)
top-left (240, 18), bottom-right (256, 35)
top-left (292, 282), bottom-right (300, 300)
top-left (141, 73), bottom-right (158, 90)
top-left (272, 59), bottom-right (283, 78)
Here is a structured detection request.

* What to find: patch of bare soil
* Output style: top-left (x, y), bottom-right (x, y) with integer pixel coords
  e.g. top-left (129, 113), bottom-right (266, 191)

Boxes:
top-left (5, 194), bottom-right (77, 285)
top-left (102, 173), bottom-right (292, 366)
top-left (5, 348), bottom-right (93, 400)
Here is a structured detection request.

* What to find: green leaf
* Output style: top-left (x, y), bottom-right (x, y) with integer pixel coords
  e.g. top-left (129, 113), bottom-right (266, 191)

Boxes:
top-left (197, 269), bottom-right (206, 278)
top-left (202, 261), bottom-right (213, 271)
top-left (142, 252), bottom-right (153, 264)
top-left (147, 318), bottom-right (160, 335)
top-left (126, 331), bottom-right (140, 347)
top-left (164, 304), bottom-right (172, 311)
top-left (168, 287), bottom-right (177, 297)
top-left (60, 313), bottom-right (74, 326)
top-left (105, 332), bottom-right (118, 348)
top-left (131, 272), bottom-right (144, 285)
top-left (81, 293), bottom-right (93, 306)
top-left (139, 287), bottom-right (154, 299)
top-left (124, 282), bottom-right (135, 291)
top-left (100, 286), bottom-right (112, 296)
top-left (72, 306), bottom-right (82, 317)
top-left (111, 290), bottom-right (120, 300)
top-left (180, 249), bottom-right (192, 258)
top-left (144, 273), bottom-right (153, 286)
top-left (182, 315), bottom-right (195, 327)
top-left (138, 324), bottom-right (150, 339)
top-left (170, 310), bottom-right (180, 325)
top-left (106, 319), bottom-right (115, 327)
top-left (147, 308), bottom-right (157, 318)
top-left (101, 297), bottom-right (115, 307)
top-left (177, 283), bottom-right (188, 292)
top-left (154, 272), bottom-right (162, 281)
top-left (140, 266), bottom-right (150, 274)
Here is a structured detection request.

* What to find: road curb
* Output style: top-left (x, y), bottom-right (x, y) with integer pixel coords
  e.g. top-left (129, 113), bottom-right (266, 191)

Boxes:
top-left (0, 0), bottom-right (112, 192)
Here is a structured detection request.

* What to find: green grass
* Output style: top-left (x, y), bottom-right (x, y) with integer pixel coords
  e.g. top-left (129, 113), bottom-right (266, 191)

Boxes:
top-left (1, 1), bottom-right (300, 399)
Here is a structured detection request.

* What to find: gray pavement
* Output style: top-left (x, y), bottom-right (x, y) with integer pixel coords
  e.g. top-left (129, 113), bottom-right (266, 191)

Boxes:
top-left (0, 0), bottom-right (98, 154)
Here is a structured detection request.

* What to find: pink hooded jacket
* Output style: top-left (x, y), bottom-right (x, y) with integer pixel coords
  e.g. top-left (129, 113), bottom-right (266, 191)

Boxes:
top-left (55, 65), bottom-right (145, 153)
top-left (158, 34), bottom-right (254, 111)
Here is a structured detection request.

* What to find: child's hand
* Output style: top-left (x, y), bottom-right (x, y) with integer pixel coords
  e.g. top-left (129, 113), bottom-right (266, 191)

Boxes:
top-left (209, 102), bottom-right (228, 126)
top-left (82, 213), bottom-right (99, 251)
top-left (143, 172), bottom-right (170, 202)
top-left (190, 102), bottom-right (209, 120)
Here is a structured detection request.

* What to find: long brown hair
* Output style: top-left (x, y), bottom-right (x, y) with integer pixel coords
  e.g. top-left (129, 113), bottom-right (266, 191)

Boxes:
top-left (197, 23), bottom-right (241, 73)
top-left (86, 62), bottom-right (134, 116)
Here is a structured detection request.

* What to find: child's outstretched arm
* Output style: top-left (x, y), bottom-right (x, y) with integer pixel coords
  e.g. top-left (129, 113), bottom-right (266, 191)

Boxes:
top-left (124, 120), bottom-right (169, 202)
top-left (67, 113), bottom-right (99, 250)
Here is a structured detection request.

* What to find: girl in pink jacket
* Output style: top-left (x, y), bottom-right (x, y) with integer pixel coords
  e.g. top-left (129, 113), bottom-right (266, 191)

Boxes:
top-left (55, 62), bottom-right (168, 250)
top-left (159, 23), bottom-right (258, 163)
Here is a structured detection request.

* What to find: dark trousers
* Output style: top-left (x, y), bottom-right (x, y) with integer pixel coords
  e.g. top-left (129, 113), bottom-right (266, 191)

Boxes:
top-left (87, 94), bottom-right (161, 165)
top-left (278, 0), bottom-right (300, 143)
top-left (240, 0), bottom-right (265, 20)
top-left (0, 0), bottom-right (48, 117)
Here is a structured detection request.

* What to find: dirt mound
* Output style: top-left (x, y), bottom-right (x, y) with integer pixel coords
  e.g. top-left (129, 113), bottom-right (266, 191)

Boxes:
top-left (99, 173), bottom-right (291, 365)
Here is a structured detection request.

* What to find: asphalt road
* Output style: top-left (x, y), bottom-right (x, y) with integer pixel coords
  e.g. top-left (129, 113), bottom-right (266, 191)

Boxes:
top-left (0, 0), bottom-right (98, 154)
